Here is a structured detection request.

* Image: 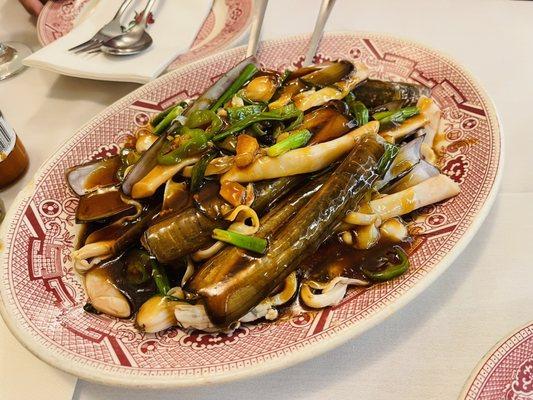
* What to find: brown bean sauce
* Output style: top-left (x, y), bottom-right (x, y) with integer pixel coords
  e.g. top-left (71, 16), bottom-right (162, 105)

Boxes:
top-left (193, 180), bottom-right (228, 220)
top-left (94, 253), bottom-right (157, 312)
top-left (302, 236), bottom-right (412, 283)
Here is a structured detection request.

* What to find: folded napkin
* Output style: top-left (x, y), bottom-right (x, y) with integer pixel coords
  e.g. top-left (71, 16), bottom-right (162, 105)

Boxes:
top-left (24, 0), bottom-right (212, 83)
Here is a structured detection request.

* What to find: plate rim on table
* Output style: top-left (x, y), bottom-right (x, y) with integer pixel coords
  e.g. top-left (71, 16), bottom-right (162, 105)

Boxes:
top-left (460, 321), bottom-right (533, 400)
top-left (35, 0), bottom-right (253, 74)
top-left (0, 31), bottom-right (504, 388)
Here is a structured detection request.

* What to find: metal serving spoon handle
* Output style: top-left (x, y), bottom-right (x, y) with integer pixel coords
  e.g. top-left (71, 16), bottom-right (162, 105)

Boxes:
top-left (303, 0), bottom-right (336, 66)
top-left (246, 0), bottom-right (268, 58)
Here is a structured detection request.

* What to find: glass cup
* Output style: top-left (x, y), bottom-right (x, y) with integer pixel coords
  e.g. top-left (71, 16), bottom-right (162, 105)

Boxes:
top-left (0, 41), bottom-right (32, 81)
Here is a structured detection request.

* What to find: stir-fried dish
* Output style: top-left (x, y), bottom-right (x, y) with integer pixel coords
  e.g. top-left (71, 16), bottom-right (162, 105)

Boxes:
top-left (68, 59), bottom-right (459, 333)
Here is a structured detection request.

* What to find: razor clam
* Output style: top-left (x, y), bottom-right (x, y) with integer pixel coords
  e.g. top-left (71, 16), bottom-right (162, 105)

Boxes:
top-left (377, 136), bottom-right (424, 189)
top-left (73, 204), bottom-right (160, 272)
top-left (298, 101), bottom-right (356, 145)
top-left (143, 176), bottom-right (304, 263)
top-left (185, 56), bottom-right (258, 116)
top-left (352, 79), bottom-right (430, 109)
top-left (121, 132), bottom-right (169, 196)
top-left (269, 61), bottom-right (354, 110)
top-left (300, 277), bottom-right (369, 309)
top-left (384, 160), bottom-right (440, 193)
top-left (187, 135), bottom-right (384, 327)
top-left (66, 156), bottom-right (121, 196)
top-left (241, 73), bottom-right (280, 103)
top-left (188, 173), bottom-right (329, 289)
top-left (136, 295), bottom-right (178, 333)
top-left (76, 186), bottom-right (139, 223)
top-left (162, 180), bottom-right (190, 212)
top-left (293, 63), bottom-right (369, 111)
top-left (300, 60), bottom-right (354, 88)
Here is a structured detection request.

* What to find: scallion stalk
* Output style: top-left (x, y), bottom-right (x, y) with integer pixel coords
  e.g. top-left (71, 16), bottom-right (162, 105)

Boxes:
top-left (267, 129), bottom-right (312, 157)
top-left (345, 93), bottom-right (369, 127)
top-left (210, 63), bottom-right (259, 112)
top-left (373, 106), bottom-right (419, 125)
top-left (212, 228), bottom-right (268, 254)
top-left (212, 104), bottom-right (302, 142)
top-left (151, 105), bottom-right (174, 127)
top-left (153, 105), bottom-right (184, 135)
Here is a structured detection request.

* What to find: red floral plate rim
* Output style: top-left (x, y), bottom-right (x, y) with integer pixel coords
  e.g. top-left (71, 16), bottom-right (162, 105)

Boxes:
top-left (36, 0), bottom-right (253, 71)
top-left (0, 32), bottom-right (503, 388)
top-left (460, 322), bottom-right (533, 400)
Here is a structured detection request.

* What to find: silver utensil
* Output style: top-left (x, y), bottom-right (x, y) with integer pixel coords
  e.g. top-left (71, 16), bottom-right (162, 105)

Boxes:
top-left (0, 41), bottom-right (32, 80)
top-left (68, 0), bottom-right (135, 53)
top-left (246, 0), bottom-right (268, 58)
top-left (303, 0), bottom-right (336, 66)
top-left (98, 0), bottom-right (157, 56)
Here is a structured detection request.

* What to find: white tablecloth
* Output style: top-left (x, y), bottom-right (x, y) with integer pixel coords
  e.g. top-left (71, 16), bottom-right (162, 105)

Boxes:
top-left (0, 1), bottom-right (532, 399)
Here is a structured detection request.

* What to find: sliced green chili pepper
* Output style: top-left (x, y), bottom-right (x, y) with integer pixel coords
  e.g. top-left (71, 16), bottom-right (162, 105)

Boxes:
top-left (153, 105), bottom-right (184, 135)
top-left (186, 109), bottom-right (223, 135)
top-left (157, 127), bottom-right (211, 165)
top-left (212, 104), bottom-right (303, 142)
top-left (227, 104), bottom-right (265, 123)
top-left (373, 106), bottom-right (419, 125)
top-left (346, 92), bottom-right (369, 127)
top-left (151, 103), bottom-right (185, 127)
top-left (125, 248), bottom-right (152, 285)
top-left (151, 106), bottom-right (173, 127)
top-left (210, 63), bottom-right (259, 111)
top-left (190, 150), bottom-right (217, 193)
top-left (377, 142), bottom-right (399, 176)
top-left (150, 259), bottom-right (170, 295)
top-left (267, 129), bottom-right (312, 157)
top-left (361, 246), bottom-right (410, 282)
top-left (212, 228), bottom-right (268, 254)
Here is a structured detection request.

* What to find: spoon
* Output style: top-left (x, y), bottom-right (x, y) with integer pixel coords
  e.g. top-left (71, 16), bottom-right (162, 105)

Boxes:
top-left (99, 0), bottom-right (157, 56)
top-left (245, 0), bottom-right (268, 58)
top-left (303, 0), bottom-right (336, 65)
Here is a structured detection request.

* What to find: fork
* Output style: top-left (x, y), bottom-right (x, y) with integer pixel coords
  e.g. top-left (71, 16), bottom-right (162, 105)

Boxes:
top-left (68, 0), bottom-right (135, 54)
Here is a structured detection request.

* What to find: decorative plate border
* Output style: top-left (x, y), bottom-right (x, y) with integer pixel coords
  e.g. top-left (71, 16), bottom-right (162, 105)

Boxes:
top-left (0, 32), bottom-right (503, 388)
top-left (460, 322), bottom-right (533, 400)
top-left (36, 0), bottom-right (90, 46)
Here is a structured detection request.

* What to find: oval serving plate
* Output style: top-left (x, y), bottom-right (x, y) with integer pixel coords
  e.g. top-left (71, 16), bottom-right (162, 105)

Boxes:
top-left (36, 0), bottom-right (252, 70)
top-left (0, 32), bottom-right (503, 388)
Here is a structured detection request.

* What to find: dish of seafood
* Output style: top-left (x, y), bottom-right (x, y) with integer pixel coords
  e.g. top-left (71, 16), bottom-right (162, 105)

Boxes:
top-left (69, 57), bottom-right (459, 333)
top-left (0, 33), bottom-right (501, 387)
